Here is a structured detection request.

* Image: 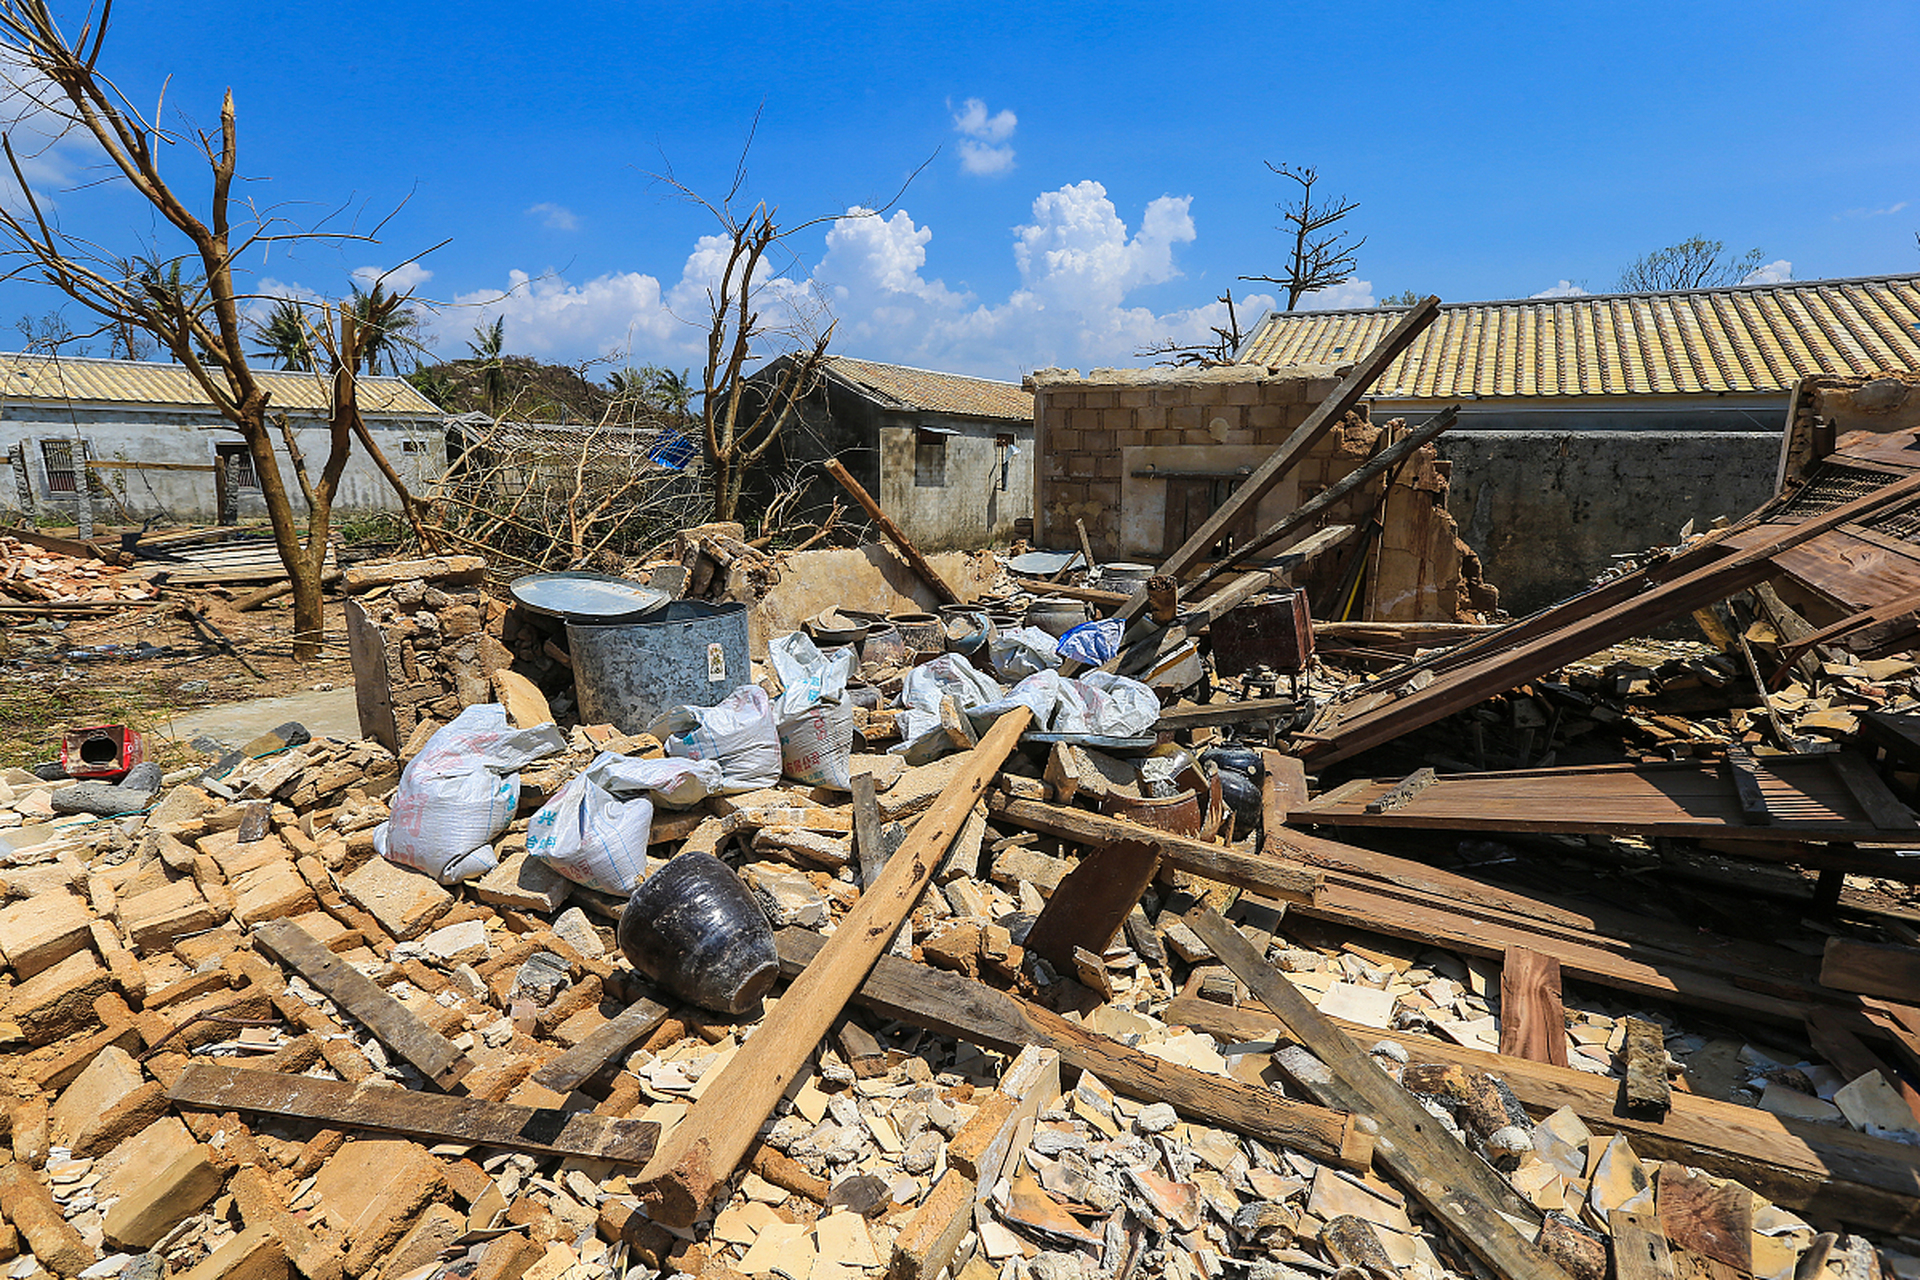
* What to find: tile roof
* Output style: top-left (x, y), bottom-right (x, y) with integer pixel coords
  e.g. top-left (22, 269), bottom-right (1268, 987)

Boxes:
top-left (823, 356), bottom-right (1031, 421)
top-left (1236, 274), bottom-right (1920, 400)
top-left (0, 352), bottom-right (443, 416)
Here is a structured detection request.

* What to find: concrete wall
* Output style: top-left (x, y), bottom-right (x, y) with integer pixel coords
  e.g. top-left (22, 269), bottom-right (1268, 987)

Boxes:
top-left (875, 415), bottom-right (1030, 553)
top-left (1, 404), bottom-right (445, 523)
top-left (1442, 430), bottom-right (1782, 614)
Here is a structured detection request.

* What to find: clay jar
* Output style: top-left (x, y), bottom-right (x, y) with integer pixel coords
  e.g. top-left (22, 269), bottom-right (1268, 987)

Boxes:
top-left (618, 852), bottom-right (779, 1016)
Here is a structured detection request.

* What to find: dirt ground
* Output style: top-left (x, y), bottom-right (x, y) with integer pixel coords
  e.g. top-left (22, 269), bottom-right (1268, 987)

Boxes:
top-left (0, 587), bottom-right (356, 771)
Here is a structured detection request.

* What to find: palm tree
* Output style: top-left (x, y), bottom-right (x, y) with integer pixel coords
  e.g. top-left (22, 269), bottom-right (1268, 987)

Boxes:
top-left (253, 299), bottom-right (313, 371)
top-left (347, 283), bottom-right (428, 376)
top-left (467, 317), bottom-right (507, 415)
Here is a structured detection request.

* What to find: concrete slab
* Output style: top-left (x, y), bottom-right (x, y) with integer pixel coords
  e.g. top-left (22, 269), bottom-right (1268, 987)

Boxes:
top-left (158, 686), bottom-right (361, 749)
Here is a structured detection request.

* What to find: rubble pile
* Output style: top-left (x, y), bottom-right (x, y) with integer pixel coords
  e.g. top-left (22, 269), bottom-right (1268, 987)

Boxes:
top-left (0, 537), bottom-right (159, 605)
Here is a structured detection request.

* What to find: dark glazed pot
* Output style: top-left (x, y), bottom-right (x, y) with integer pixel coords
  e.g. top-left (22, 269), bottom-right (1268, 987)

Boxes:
top-left (618, 852), bottom-right (778, 1016)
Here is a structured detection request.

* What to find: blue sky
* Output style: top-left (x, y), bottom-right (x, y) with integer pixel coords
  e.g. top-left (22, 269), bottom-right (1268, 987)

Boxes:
top-left (3, 0), bottom-right (1917, 382)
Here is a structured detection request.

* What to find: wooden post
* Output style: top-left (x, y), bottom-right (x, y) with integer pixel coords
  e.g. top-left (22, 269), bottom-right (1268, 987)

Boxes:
top-left (634, 707), bottom-right (1033, 1226)
top-left (824, 458), bottom-right (962, 607)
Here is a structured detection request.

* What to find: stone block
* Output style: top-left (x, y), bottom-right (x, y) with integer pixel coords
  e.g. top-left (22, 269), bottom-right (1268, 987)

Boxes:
top-left (1152, 387), bottom-right (1189, 407)
top-left (0, 890), bottom-right (91, 979)
top-left (103, 1144), bottom-right (225, 1248)
top-left (5, 948), bottom-right (111, 1045)
top-left (231, 859), bottom-right (320, 926)
top-left (740, 862), bottom-right (828, 929)
top-left (53, 1042), bottom-right (166, 1155)
top-left (175, 1222), bottom-right (288, 1280)
top-left (148, 783), bottom-right (216, 831)
top-left (989, 846), bottom-right (1070, 896)
top-left (1080, 390), bottom-right (1116, 410)
top-left (475, 850), bottom-right (572, 913)
top-left (0, 1162), bottom-right (91, 1276)
top-left (384, 1202), bottom-right (466, 1278)
top-left (120, 876), bottom-right (223, 951)
top-left (341, 856), bottom-right (453, 940)
top-left (97, 1116), bottom-right (200, 1203)
top-left (1168, 405), bottom-right (1202, 433)
top-left (311, 1138), bottom-right (448, 1276)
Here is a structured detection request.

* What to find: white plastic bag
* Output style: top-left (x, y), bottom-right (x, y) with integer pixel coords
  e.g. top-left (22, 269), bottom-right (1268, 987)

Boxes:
top-left (968, 670), bottom-right (1161, 738)
top-left (896, 653), bottom-right (1005, 745)
top-left (990, 625), bottom-right (1064, 681)
top-left (649, 684), bottom-right (783, 793)
top-left (525, 751), bottom-right (716, 894)
top-left (769, 633), bottom-right (859, 790)
top-left (374, 704), bottom-right (566, 883)
top-left (1079, 672), bottom-right (1160, 736)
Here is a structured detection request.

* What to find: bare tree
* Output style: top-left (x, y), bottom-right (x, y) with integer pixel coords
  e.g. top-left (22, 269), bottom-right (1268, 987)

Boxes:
top-left (1135, 291), bottom-right (1252, 367)
top-left (0, 1), bottom-right (423, 659)
top-left (1616, 236), bottom-right (1765, 292)
top-left (656, 127), bottom-right (930, 524)
top-left (1241, 162), bottom-right (1366, 312)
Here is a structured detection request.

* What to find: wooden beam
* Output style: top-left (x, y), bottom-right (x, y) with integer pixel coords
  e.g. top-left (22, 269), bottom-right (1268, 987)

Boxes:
top-left (85, 459), bottom-right (216, 473)
top-left (1167, 991), bottom-right (1920, 1230)
top-left (1170, 894), bottom-right (1566, 1280)
top-left (1726, 748), bottom-right (1773, 824)
top-left (168, 1063), bottom-right (657, 1162)
top-left (1110, 296), bottom-right (1442, 626)
top-left (1621, 1016), bottom-right (1671, 1118)
top-left (530, 997), bottom-right (670, 1093)
top-left (1498, 946), bottom-right (1568, 1067)
top-left (1821, 936), bottom-right (1920, 1002)
top-left (1155, 697), bottom-right (1298, 731)
top-left (635, 708), bottom-right (1033, 1227)
top-left (252, 919), bottom-right (472, 1090)
top-left (773, 929), bottom-right (1371, 1169)
top-left (985, 793), bottom-right (1322, 904)
top-left (823, 458), bottom-right (961, 607)
top-left (1609, 1211), bottom-right (1677, 1280)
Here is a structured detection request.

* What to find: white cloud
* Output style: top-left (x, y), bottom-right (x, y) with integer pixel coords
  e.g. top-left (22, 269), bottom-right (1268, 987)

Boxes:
top-left (527, 202), bottom-right (580, 232)
top-left (1531, 280), bottom-right (1590, 298)
top-left (441, 180), bottom-right (1239, 379)
top-left (952, 97), bottom-right (1016, 176)
top-left (1296, 279), bottom-right (1375, 311)
top-left (353, 261), bottom-right (434, 294)
top-left (1741, 259), bottom-right (1792, 285)
top-left (1838, 201), bottom-right (1908, 220)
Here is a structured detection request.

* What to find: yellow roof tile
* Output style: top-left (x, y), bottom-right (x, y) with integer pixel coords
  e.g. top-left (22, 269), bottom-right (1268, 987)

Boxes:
top-left (0, 352), bottom-right (441, 416)
top-left (822, 356), bottom-right (1030, 421)
top-left (1239, 274), bottom-right (1920, 398)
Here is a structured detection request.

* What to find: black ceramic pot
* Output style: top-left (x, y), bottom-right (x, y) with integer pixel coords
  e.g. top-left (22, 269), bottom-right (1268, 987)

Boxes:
top-left (618, 852), bottom-right (779, 1015)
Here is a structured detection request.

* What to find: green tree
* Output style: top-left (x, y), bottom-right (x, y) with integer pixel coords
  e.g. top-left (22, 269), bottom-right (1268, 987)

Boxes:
top-left (253, 298), bottom-right (313, 371)
top-left (348, 282), bottom-right (428, 375)
top-left (468, 317), bottom-right (507, 415)
top-left (1616, 236), bottom-right (1765, 292)
top-left (1380, 289), bottom-right (1422, 307)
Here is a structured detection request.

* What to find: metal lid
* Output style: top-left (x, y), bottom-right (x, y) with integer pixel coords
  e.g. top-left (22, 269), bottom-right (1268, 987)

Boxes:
top-left (510, 572), bottom-right (670, 623)
top-left (1006, 549), bottom-right (1086, 576)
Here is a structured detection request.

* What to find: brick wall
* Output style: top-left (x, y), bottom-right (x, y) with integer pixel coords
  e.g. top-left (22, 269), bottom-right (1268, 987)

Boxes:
top-left (1027, 364), bottom-right (1495, 621)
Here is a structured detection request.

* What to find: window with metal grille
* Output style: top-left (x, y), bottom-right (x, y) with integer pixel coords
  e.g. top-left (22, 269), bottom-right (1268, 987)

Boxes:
top-left (216, 442), bottom-right (260, 489)
top-left (1765, 462), bottom-right (1904, 522)
top-left (39, 438), bottom-right (84, 493)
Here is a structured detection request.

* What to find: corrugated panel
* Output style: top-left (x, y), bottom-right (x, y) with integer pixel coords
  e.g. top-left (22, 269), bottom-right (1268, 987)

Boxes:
top-left (0, 353), bottom-right (442, 416)
top-left (826, 356), bottom-right (1030, 420)
top-left (1238, 273), bottom-right (1920, 399)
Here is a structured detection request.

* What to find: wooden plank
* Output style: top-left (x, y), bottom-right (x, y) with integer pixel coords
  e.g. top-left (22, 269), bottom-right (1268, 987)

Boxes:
top-left (772, 928), bottom-right (1370, 1169)
top-left (1110, 296), bottom-right (1442, 627)
top-left (1725, 748), bottom-right (1773, 825)
top-left (530, 997), bottom-right (670, 1093)
top-left (1622, 1016), bottom-right (1671, 1118)
top-left (986, 793), bottom-right (1322, 905)
top-left (823, 458), bottom-right (960, 607)
top-left (1830, 751), bottom-right (1918, 831)
top-left (1364, 767), bottom-right (1436, 814)
top-left (1021, 839), bottom-right (1159, 974)
top-left (635, 708), bottom-right (1033, 1227)
top-left (1610, 1211), bottom-right (1677, 1280)
top-left (1303, 466), bottom-right (1920, 764)
top-left (85, 459), bottom-right (216, 473)
top-left (1169, 894), bottom-right (1565, 1280)
top-left (1154, 696), bottom-right (1298, 732)
top-left (1821, 935), bottom-right (1920, 1002)
top-left (1262, 750), bottom-right (1309, 827)
top-left (1498, 946), bottom-right (1567, 1067)
top-left (1167, 991), bottom-right (1920, 1230)
top-left (168, 1063), bottom-right (657, 1162)
top-left (252, 918), bottom-right (471, 1090)
top-left (1657, 1165), bottom-right (1752, 1274)
top-left (850, 772), bottom-right (887, 890)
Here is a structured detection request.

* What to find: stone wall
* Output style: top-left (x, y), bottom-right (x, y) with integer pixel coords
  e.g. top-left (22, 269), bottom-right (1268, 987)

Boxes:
top-left (356, 579), bottom-right (506, 745)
